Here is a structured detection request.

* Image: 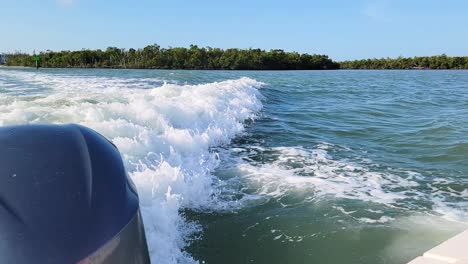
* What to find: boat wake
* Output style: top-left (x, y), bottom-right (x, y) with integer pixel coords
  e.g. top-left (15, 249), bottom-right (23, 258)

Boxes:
top-left (222, 144), bottom-right (468, 223)
top-left (1, 69), bottom-right (466, 264)
top-left (0, 69), bottom-right (264, 263)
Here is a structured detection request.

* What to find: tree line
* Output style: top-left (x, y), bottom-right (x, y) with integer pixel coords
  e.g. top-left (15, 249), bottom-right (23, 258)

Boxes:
top-left (5, 46), bottom-right (467, 70)
top-left (4, 44), bottom-right (339, 70)
top-left (340, 55), bottom-right (468, 69)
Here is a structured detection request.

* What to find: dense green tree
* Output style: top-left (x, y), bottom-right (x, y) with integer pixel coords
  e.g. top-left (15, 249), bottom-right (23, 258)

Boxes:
top-left (340, 55), bottom-right (468, 69)
top-left (5, 44), bottom-right (339, 70)
top-left (8, 46), bottom-right (463, 70)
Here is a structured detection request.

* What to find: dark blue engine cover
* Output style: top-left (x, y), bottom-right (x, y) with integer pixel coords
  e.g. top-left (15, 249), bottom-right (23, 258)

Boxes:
top-left (0, 124), bottom-right (139, 264)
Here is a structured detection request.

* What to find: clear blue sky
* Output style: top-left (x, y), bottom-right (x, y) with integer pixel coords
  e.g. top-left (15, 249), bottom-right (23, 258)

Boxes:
top-left (1, 0), bottom-right (467, 60)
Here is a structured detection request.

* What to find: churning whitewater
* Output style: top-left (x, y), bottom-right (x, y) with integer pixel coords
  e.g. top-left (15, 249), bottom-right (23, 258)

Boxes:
top-left (0, 69), bottom-right (264, 263)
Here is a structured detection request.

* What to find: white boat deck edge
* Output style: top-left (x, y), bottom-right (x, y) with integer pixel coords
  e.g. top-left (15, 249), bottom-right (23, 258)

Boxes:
top-left (408, 229), bottom-right (468, 264)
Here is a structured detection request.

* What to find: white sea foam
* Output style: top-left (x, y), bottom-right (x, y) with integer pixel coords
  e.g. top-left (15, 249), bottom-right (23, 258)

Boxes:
top-left (0, 69), bottom-right (264, 263)
top-left (357, 216), bottom-right (395, 224)
top-left (234, 145), bottom-right (468, 223)
top-left (237, 146), bottom-right (415, 204)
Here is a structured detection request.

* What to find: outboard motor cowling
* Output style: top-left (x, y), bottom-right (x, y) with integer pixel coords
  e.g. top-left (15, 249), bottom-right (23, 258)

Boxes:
top-left (0, 124), bottom-right (150, 264)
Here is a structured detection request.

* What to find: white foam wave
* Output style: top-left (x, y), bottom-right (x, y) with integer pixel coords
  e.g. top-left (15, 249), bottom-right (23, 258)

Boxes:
top-left (357, 216), bottom-right (395, 224)
top-left (235, 145), bottom-right (468, 223)
top-left (237, 146), bottom-right (415, 204)
top-left (0, 69), bottom-right (264, 263)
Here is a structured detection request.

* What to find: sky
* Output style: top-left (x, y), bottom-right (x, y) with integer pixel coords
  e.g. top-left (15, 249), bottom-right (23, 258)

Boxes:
top-left (1, 0), bottom-right (467, 61)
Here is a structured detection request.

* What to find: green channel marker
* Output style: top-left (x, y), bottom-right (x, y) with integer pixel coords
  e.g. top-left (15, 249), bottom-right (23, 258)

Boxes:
top-left (34, 55), bottom-right (40, 69)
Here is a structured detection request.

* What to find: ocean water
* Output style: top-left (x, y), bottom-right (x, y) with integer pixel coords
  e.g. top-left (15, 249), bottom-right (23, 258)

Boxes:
top-left (0, 68), bottom-right (467, 264)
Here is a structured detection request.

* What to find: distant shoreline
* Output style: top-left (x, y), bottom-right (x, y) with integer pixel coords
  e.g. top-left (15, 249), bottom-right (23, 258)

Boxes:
top-left (2, 45), bottom-right (339, 70)
top-left (2, 45), bottom-right (467, 70)
top-left (1, 65), bottom-right (467, 71)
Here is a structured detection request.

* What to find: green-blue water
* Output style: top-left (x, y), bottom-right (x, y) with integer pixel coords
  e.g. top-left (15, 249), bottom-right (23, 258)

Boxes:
top-left (0, 68), bottom-right (467, 263)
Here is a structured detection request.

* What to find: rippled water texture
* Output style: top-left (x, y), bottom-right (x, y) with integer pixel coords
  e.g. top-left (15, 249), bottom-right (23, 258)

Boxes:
top-left (0, 68), bottom-right (467, 264)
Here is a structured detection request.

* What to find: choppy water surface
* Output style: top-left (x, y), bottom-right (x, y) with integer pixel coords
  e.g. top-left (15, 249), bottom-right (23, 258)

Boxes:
top-left (0, 68), bottom-right (467, 264)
